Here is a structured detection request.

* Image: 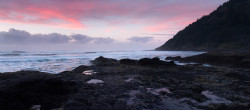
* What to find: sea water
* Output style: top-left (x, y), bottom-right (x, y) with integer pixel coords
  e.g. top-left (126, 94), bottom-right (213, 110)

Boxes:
top-left (0, 51), bottom-right (204, 73)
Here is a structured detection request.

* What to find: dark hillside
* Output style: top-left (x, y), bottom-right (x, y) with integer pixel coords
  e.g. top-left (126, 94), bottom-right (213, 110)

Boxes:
top-left (156, 0), bottom-right (250, 51)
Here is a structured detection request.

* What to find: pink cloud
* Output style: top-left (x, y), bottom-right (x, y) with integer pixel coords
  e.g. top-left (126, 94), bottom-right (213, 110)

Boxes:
top-left (0, 0), bottom-right (227, 30)
top-left (145, 24), bottom-right (169, 32)
top-left (143, 1), bottom-right (224, 32)
top-left (105, 27), bottom-right (119, 33)
top-left (27, 6), bottom-right (83, 28)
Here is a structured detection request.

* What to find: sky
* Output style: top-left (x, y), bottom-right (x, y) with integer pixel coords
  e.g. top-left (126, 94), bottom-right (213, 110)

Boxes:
top-left (0, 0), bottom-right (228, 51)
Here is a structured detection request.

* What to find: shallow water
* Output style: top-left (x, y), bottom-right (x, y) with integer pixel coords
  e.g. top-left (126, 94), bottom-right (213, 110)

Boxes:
top-left (0, 50), bottom-right (204, 73)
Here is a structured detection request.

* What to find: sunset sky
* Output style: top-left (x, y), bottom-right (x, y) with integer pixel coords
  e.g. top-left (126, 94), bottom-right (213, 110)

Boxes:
top-left (0, 0), bottom-right (228, 51)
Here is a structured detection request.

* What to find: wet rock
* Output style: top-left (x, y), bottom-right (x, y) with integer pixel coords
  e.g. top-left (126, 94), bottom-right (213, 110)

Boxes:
top-left (71, 65), bottom-right (89, 73)
top-left (142, 93), bottom-right (162, 104)
top-left (64, 99), bottom-right (90, 110)
top-left (228, 102), bottom-right (250, 110)
top-left (30, 105), bottom-right (41, 110)
top-left (191, 93), bottom-right (208, 102)
top-left (138, 58), bottom-right (157, 66)
top-left (152, 57), bottom-right (160, 61)
top-left (120, 59), bottom-right (137, 65)
top-left (237, 59), bottom-right (250, 68)
top-left (0, 72), bottom-right (79, 110)
top-left (135, 93), bottom-right (144, 99)
top-left (91, 56), bottom-right (119, 66)
top-left (169, 61), bottom-right (175, 66)
top-left (91, 101), bottom-right (113, 110)
top-left (165, 56), bottom-right (182, 60)
top-left (157, 79), bottom-right (169, 85)
top-left (174, 89), bottom-right (208, 102)
top-left (138, 58), bottom-right (176, 66)
top-left (166, 52), bottom-right (250, 68)
top-left (127, 104), bottom-right (144, 110)
top-left (102, 98), bottom-right (116, 106)
top-left (191, 85), bottom-right (204, 94)
top-left (208, 103), bottom-right (227, 110)
top-left (113, 100), bottom-right (128, 110)
top-left (159, 91), bottom-right (168, 96)
top-left (115, 94), bottom-right (130, 99)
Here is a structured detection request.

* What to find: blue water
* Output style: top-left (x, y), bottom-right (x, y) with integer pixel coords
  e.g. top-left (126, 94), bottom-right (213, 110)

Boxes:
top-left (0, 51), bottom-right (204, 73)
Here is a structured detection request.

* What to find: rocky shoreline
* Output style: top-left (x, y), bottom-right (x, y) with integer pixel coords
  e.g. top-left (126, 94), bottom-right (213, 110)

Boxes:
top-left (166, 51), bottom-right (250, 68)
top-left (0, 55), bottom-right (250, 110)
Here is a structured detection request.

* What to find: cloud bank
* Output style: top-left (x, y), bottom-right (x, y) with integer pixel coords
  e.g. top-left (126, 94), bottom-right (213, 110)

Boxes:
top-left (0, 29), bottom-right (158, 51)
top-left (0, 29), bottom-right (115, 44)
top-left (128, 36), bottom-right (153, 43)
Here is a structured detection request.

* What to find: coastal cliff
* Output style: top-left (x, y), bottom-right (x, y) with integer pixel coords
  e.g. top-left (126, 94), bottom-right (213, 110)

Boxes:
top-left (156, 0), bottom-right (250, 51)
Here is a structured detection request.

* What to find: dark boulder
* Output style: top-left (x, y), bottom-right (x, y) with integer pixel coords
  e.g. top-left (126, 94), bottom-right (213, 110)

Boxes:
top-left (91, 56), bottom-right (119, 66)
top-left (0, 72), bottom-right (80, 110)
top-left (208, 103), bottom-right (228, 110)
top-left (165, 56), bottom-right (182, 60)
top-left (152, 57), bottom-right (160, 61)
top-left (119, 59), bottom-right (137, 65)
top-left (71, 65), bottom-right (89, 73)
top-left (191, 93), bottom-right (208, 102)
top-left (142, 93), bottom-right (162, 104)
top-left (64, 99), bottom-right (90, 110)
top-left (138, 58), bottom-right (158, 66)
top-left (138, 58), bottom-right (176, 66)
top-left (237, 59), bottom-right (250, 68)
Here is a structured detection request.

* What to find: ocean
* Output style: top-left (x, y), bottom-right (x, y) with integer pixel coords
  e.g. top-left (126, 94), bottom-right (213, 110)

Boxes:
top-left (0, 51), bottom-right (204, 73)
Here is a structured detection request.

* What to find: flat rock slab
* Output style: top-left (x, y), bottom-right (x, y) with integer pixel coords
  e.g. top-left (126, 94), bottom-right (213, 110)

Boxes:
top-left (86, 79), bottom-right (104, 84)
